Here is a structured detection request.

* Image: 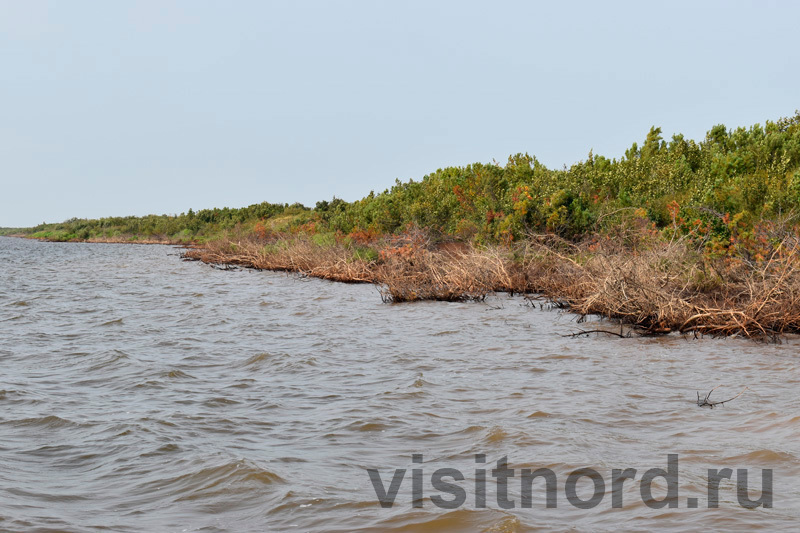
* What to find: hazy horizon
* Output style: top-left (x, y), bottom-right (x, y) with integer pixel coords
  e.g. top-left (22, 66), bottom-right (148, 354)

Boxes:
top-left (2, 0), bottom-right (799, 227)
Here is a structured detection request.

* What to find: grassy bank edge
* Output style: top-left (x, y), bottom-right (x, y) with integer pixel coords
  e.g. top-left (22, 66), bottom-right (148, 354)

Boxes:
top-left (179, 230), bottom-right (800, 341)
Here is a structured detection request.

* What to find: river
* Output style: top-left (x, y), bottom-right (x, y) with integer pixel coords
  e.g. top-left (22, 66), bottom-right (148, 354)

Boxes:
top-left (1, 237), bottom-right (798, 531)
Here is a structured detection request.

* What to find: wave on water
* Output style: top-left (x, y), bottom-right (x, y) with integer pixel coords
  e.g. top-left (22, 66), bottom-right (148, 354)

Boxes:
top-left (135, 459), bottom-right (286, 503)
top-left (4, 415), bottom-right (88, 430)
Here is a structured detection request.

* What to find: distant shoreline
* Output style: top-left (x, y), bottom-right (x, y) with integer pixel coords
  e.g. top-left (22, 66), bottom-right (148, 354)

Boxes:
top-left (3, 234), bottom-right (184, 246)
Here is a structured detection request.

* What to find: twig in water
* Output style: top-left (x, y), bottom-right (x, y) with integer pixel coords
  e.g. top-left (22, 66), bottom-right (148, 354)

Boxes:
top-left (563, 329), bottom-right (628, 338)
top-left (209, 263), bottom-right (238, 271)
top-left (696, 386), bottom-right (749, 408)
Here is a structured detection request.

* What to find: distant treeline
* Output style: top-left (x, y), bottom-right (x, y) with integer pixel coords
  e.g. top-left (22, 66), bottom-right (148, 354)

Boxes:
top-left (20, 111), bottom-right (800, 247)
top-left (24, 202), bottom-right (307, 242)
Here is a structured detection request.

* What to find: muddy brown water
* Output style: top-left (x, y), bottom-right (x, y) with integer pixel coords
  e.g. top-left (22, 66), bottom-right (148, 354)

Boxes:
top-left (1, 237), bottom-right (799, 532)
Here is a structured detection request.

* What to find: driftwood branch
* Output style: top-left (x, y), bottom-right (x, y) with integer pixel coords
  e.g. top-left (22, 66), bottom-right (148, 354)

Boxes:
top-left (209, 263), bottom-right (239, 271)
top-left (696, 386), bottom-right (749, 408)
top-left (563, 329), bottom-right (628, 338)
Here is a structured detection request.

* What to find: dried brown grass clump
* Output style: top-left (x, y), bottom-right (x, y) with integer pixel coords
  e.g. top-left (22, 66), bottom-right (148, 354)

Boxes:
top-left (374, 246), bottom-right (520, 302)
top-left (183, 235), bottom-right (376, 283)
top-left (370, 230), bottom-right (800, 338)
top-left (521, 235), bottom-right (800, 339)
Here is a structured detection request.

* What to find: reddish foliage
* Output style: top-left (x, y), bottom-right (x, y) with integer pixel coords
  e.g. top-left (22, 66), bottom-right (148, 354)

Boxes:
top-left (348, 227), bottom-right (380, 244)
top-left (486, 210), bottom-right (505, 223)
top-left (253, 220), bottom-right (268, 240)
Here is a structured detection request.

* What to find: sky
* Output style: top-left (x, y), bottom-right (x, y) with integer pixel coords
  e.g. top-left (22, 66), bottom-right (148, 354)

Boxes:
top-left (1, 0), bottom-right (799, 227)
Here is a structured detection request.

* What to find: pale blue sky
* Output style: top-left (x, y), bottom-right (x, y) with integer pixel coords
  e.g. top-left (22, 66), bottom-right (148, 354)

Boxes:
top-left (1, 0), bottom-right (798, 227)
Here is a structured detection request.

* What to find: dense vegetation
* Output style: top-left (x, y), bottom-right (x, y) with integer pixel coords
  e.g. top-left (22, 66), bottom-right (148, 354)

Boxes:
top-left (13, 111), bottom-right (800, 256)
top-left (321, 111), bottom-right (800, 252)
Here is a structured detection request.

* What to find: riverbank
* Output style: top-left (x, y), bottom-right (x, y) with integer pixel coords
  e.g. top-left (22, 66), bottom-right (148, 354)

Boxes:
top-left (179, 229), bottom-right (800, 340)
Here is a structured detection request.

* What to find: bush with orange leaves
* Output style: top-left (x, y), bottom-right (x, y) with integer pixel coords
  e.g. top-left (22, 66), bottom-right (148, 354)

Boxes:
top-left (347, 227), bottom-right (380, 245)
top-left (252, 220), bottom-right (268, 241)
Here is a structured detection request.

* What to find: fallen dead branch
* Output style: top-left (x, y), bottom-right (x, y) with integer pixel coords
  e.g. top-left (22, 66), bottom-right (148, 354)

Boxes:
top-left (696, 386), bottom-right (749, 408)
top-left (563, 329), bottom-right (630, 338)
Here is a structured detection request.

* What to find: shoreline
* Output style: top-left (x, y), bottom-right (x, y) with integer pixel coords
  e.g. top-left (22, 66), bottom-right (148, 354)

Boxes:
top-left (179, 233), bottom-right (800, 341)
top-left (10, 232), bottom-right (800, 341)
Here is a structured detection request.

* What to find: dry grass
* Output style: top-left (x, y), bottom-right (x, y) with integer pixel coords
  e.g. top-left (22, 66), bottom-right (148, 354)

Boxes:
top-left (374, 246), bottom-right (519, 302)
top-left (184, 230), bottom-right (800, 340)
top-left (182, 235), bottom-right (376, 283)
top-left (519, 234), bottom-right (800, 339)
